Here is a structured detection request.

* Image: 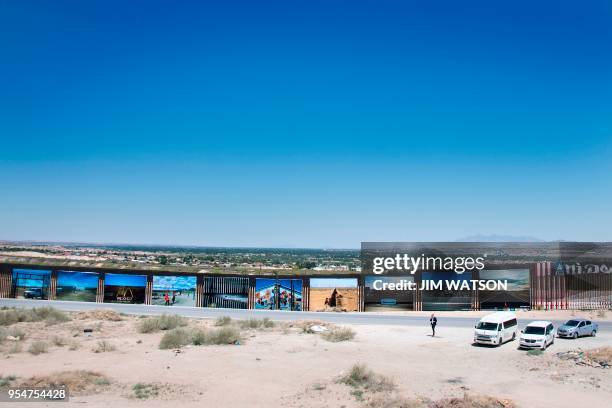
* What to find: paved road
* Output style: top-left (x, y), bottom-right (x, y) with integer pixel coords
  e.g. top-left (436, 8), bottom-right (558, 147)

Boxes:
top-left (1, 298), bottom-right (610, 330)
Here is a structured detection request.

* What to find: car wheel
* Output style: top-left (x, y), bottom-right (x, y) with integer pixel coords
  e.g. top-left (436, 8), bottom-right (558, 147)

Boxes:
top-left (551, 337), bottom-right (554, 345)
top-left (498, 338), bottom-right (502, 346)
top-left (572, 332), bottom-right (578, 339)
top-left (512, 332), bottom-right (516, 341)
top-left (591, 330), bottom-right (596, 337)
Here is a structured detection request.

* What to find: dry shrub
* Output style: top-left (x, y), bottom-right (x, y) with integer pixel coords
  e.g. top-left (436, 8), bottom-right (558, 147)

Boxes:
top-left (161, 326), bottom-right (241, 349)
top-left (197, 326), bottom-right (241, 345)
top-left (366, 395), bottom-right (428, 408)
top-left (92, 341), bottom-right (115, 353)
top-left (28, 341), bottom-right (48, 355)
top-left (322, 326), bottom-right (355, 342)
top-left (430, 394), bottom-right (516, 408)
top-left (7, 327), bottom-right (26, 340)
top-left (52, 336), bottom-right (68, 347)
top-left (366, 394), bottom-right (516, 408)
top-left (584, 347), bottom-right (612, 364)
top-left (7, 342), bottom-right (22, 354)
top-left (215, 316), bottom-right (232, 326)
top-left (0, 375), bottom-right (18, 387)
top-left (75, 309), bottom-right (123, 321)
top-left (19, 370), bottom-right (111, 395)
top-left (337, 363), bottom-right (395, 393)
top-left (138, 314), bottom-right (187, 333)
top-left (132, 383), bottom-right (159, 399)
top-left (0, 307), bottom-right (69, 326)
top-left (159, 328), bottom-right (192, 349)
top-left (296, 320), bottom-right (331, 333)
top-left (238, 318), bottom-right (275, 330)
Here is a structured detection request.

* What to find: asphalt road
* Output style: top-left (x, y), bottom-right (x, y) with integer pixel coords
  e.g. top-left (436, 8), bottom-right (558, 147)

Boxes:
top-left (1, 298), bottom-right (610, 330)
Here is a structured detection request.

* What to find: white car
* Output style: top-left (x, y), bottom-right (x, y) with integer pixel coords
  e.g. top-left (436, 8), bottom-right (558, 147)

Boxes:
top-left (519, 321), bottom-right (555, 350)
top-left (473, 312), bottom-right (518, 346)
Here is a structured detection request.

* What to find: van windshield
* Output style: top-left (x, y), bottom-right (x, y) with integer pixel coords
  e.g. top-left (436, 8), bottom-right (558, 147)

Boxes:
top-left (476, 322), bottom-right (499, 331)
top-left (524, 326), bottom-right (545, 335)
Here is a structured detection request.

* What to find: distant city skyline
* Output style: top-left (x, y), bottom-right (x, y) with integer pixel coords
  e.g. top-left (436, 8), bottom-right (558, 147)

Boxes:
top-left (1, 1), bottom-right (611, 248)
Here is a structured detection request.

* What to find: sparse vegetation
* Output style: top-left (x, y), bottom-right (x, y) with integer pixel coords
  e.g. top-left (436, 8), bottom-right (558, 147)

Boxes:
top-left (238, 317), bottom-right (275, 330)
top-left (202, 326), bottom-right (241, 345)
top-left (297, 320), bottom-right (330, 334)
top-left (75, 309), bottom-right (123, 321)
top-left (161, 326), bottom-right (241, 349)
top-left (322, 326), bottom-right (355, 342)
top-left (137, 314), bottom-right (187, 333)
top-left (7, 327), bottom-right (26, 340)
top-left (132, 383), bottom-right (159, 399)
top-left (365, 393), bottom-right (516, 408)
top-left (159, 328), bottom-right (192, 349)
top-left (429, 393), bottom-right (516, 408)
top-left (7, 342), bottom-right (22, 354)
top-left (92, 341), bottom-right (116, 353)
top-left (337, 363), bottom-right (395, 394)
top-left (215, 316), bottom-right (232, 326)
top-left (527, 349), bottom-right (543, 356)
top-left (0, 375), bottom-right (17, 387)
top-left (52, 336), bottom-right (68, 347)
top-left (28, 341), bottom-right (49, 355)
top-left (19, 370), bottom-right (111, 395)
top-left (0, 307), bottom-right (70, 326)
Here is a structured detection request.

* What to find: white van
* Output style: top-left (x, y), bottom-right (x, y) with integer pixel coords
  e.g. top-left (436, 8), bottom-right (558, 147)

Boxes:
top-left (519, 321), bottom-right (554, 350)
top-left (473, 312), bottom-right (518, 346)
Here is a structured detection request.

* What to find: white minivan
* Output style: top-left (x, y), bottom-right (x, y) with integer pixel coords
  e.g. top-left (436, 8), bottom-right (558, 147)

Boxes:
top-left (473, 312), bottom-right (518, 346)
top-left (519, 321), bottom-right (554, 350)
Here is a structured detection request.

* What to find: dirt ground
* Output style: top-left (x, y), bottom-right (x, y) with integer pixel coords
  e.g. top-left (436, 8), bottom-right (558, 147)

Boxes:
top-left (0, 309), bottom-right (610, 408)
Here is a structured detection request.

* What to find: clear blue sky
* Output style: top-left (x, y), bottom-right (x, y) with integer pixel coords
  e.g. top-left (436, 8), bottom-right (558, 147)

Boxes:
top-left (1, 1), bottom-right (611, 248)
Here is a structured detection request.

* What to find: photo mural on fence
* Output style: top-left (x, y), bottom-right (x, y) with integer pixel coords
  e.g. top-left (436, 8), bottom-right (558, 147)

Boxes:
top-left (202, 276), bottom-right (248, 309)
top-left (254, 278), bottom-right (302, 311)
top-left (103, 273), bottom-right (146, 304)
top-left (152, 275), bottom-right (196, 307)
top-left (12, 269), bottom-right (51, 300)
top-left (56, 271), bottom-right (99, 302)
top-left (364, 276), bottom-right (414, 311)
top-left (309, 278), bottom-right (359, 312)
top-left (421, 271), bottom-right (473, 311)
top-left (478, 269), bottom-right (530, 310)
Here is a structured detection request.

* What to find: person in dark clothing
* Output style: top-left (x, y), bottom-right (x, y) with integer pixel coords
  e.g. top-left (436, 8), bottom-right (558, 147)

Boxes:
top-left (430, 313), bottom-right (437, 337)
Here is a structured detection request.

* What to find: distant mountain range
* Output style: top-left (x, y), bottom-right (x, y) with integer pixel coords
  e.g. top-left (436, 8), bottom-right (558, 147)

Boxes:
top-left (455, 234), bottom-right (545, 242)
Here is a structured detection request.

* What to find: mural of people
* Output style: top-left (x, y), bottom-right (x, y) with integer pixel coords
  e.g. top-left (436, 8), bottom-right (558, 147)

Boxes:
top-left (152, 275), bottom-right (196, 307)
top-left (255, 278), bottom-right (302, 311)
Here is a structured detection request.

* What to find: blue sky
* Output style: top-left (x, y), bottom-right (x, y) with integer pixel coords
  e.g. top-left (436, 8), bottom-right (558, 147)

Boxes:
top-left (1, 1), bottom-right (611, 248)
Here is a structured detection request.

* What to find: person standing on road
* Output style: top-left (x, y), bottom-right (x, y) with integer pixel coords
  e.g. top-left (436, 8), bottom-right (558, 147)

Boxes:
top-left (430, 313), bottom-right (437, 337)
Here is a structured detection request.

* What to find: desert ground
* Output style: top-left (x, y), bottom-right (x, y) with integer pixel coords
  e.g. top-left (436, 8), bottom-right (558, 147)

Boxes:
top-left (0, 307), bottom-right (610, 408)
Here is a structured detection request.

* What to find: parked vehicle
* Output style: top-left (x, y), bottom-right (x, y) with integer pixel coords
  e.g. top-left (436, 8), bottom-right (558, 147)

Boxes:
top-left (519, 321), bottom-right (555, 350)
top-left (473, 312), bottom-right (518, 346)
top-left (557, 319), bottom-right (598, 338)
top-left (24, 288), bottom-right (43, 299)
